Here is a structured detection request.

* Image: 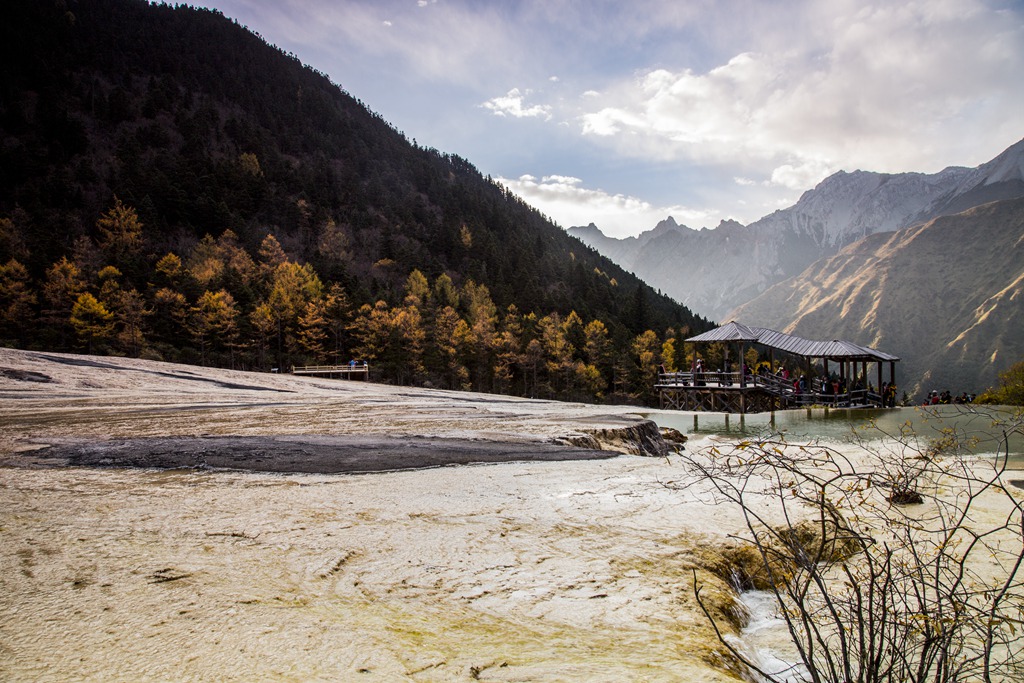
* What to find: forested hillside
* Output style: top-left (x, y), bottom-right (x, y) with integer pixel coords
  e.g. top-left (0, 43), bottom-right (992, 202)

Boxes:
top-left (0, 0), bottom-right (708, 404)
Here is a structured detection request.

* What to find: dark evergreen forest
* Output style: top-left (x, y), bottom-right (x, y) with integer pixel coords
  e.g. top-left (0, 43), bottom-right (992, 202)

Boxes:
top-left (0, 0), bottom-right (711, 404)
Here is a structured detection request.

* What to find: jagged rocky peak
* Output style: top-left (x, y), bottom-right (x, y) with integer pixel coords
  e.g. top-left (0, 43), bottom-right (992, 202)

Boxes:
top-left (650, 216), bottom-right (682, 234)
top-left (569, 222), bottom-right (605, 238)
top-left (709, 218), bottom-right (746, 234)
top-left (956, 137), bottom-right (1024, 188)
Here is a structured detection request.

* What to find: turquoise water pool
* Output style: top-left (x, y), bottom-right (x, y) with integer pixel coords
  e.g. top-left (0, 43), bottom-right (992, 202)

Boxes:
top-left (645, 405), bottom-right (1024, 464)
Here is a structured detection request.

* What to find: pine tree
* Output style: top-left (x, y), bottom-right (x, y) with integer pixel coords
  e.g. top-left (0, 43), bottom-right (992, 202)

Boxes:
top-left (151, 287), bottom-right (189, 352)
top-left (96, 198), bottom-right (144, 271)
top-left (462, 279), bottom-right (498, 391)
top-left (392, 304), bottom-right (426, 384)
top-left (249, 301), bottom-right (277, 370)
top-left (70, 292), bottom-right (115, 353)
top-left (188, 290), bottom-right (240, 366)
top-left (186, 235), bottom-right (225, 291)
top-left (403, 269), bottom-right (430, 308)
top-left (350, 300), bottom-right (425, 385)
top-left (661, 336), bottom-right (678, 373)
top-left (154, 252), bottom-right (184, 288)
top-left (493, 305), bottom-right (525, 395)
top-left (112, 288), bottom-right (149, 357)
top-left (0, 259), bottom-right (37, 345)
top-left (41, 256), bottom-right (85, 349)
top-left (257, 234), bottom-right (287, 282)
top-left (630, 329), bottom-right (661, 403)
top-left (538, 312), bottom-right (572, 397)
top-left (433, 273), bottom-right (459, 309)
top-left (296, 297), bottom-right (329, 363)
top-left (266, 261), bottom-right (324, 365)
top-left (322, 283), bottom-right (352, 363)
top-left (432, 305), bottom-right (472, 390)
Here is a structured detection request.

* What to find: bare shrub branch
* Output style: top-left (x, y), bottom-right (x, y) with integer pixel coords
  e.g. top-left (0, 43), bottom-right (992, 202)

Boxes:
top-left (679, 406), bottom-right (1024, 683)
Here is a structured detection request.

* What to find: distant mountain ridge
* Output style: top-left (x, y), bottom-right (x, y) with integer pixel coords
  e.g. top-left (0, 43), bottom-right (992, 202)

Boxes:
top-left (570, 139), bottom-right (1024, 322)
top-left (728, 196), bottom-right (1024, 399)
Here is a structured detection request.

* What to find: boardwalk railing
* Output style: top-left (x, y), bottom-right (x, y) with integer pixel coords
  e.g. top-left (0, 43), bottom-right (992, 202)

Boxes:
top-left (657, 371), bottom-right (883, 409)
top-left (292, 363), bottom-right (369, 377)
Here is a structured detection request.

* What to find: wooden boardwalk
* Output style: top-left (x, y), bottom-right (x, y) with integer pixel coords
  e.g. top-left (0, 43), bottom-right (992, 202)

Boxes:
top-left (291, 363), bottom-right (369, 379)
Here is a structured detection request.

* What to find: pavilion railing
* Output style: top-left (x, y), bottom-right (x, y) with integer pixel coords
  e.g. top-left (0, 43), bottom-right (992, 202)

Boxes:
top-left (657, 371), bottom-right (884, 409)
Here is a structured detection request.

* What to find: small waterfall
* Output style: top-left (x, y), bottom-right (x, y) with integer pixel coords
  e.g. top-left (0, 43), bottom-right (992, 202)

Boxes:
top-left (730, 589), bottom-right (809, 683)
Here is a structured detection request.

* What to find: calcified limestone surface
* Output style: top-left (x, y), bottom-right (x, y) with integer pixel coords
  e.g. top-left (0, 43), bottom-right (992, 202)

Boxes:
top-left (0, 348), bottom-right (758, 682)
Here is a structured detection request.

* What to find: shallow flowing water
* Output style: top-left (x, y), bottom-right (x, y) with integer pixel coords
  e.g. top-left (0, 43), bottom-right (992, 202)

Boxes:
top-left (732, 590), bottom-right (808, 683)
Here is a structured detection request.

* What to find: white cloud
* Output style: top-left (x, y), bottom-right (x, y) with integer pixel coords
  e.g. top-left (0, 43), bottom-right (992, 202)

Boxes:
top-left (481, 88), bottom-right (552, 120)
top-left (574, 0), bottom-right (1024, 184)
top-left (207, 0), bottom-right (1024, 237)
top-left (769, 159), bottom-right (836, 190)
top-left (496, 174), bottom-right (718, 238)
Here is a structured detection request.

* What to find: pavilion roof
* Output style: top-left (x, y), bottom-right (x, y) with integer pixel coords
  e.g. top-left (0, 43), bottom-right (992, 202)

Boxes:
top-left (685, 321), bottom-right (760, 343)
top-left (686, 322), bottom-right (900, 362)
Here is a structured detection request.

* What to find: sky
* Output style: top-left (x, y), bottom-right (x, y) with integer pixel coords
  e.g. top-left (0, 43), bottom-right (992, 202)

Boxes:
top-left (201, 0), bottom-right (1024, 238)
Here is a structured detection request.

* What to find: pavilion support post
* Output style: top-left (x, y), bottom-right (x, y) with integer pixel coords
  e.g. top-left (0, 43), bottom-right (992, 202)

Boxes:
top-left (840, 361), bottom-right (847, 406)
top-left (740, 342), bottom-right (746, 387)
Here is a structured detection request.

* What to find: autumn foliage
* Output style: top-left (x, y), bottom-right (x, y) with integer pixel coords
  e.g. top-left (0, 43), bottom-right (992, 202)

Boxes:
top-left (0, 200), bottom-right (690, 405)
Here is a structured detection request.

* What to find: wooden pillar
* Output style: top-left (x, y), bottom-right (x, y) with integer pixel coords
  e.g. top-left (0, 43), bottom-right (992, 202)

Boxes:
top-left (840, 361), bottom-right (847, 405)
top-left (740, 342), bottom-right (746, 387)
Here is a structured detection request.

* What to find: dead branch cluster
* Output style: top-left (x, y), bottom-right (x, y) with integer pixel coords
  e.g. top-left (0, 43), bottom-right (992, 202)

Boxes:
top-left (680, 406), bottom-right (1024, 683)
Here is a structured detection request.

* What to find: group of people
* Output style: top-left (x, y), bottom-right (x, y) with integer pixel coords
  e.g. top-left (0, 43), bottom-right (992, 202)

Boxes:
top-left (924, 390), bottom-right (975, 405)
top-left (673, 360), bottom-right (909, 409)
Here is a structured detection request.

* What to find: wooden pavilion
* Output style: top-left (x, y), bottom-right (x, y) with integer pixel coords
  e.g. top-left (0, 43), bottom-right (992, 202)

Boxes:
top-left (657, 321), bottom-right (900, 414)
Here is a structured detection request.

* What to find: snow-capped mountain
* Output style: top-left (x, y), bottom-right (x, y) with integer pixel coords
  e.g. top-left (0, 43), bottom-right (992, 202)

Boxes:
top-left (569, 138), bottom-right (1024, 321)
